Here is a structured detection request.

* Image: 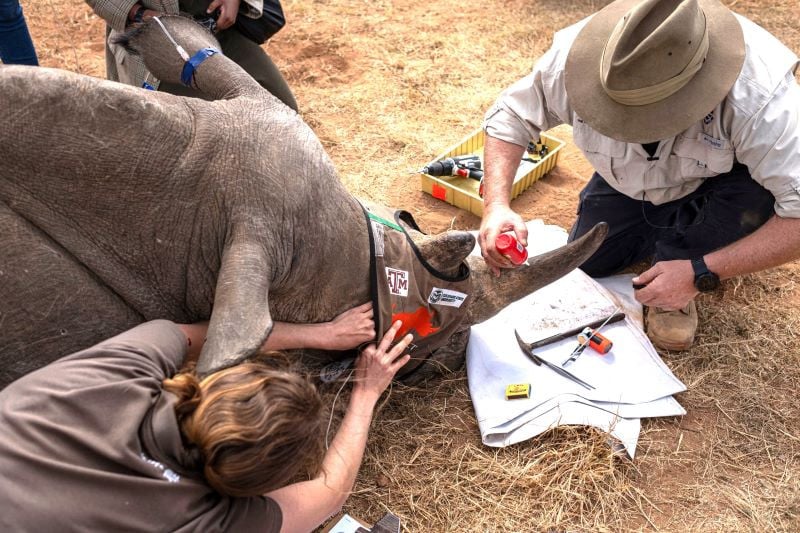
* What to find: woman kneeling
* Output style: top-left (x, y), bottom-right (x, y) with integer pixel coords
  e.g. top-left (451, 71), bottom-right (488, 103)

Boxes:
top-left (0, 313), bottom-right (411, 532)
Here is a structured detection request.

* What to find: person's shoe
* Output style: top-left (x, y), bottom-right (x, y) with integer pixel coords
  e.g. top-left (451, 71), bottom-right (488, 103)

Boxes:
top-left (645, 301), bottom-right (698, 351)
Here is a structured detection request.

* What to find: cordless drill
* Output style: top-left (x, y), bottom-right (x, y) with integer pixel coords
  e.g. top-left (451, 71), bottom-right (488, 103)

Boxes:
top-left (419, 155), bottom-right (483, 180)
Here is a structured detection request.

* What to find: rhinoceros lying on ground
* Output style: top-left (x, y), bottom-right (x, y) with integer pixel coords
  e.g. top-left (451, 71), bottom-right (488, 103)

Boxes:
top-left (0, 16), bottom-right (606, 387)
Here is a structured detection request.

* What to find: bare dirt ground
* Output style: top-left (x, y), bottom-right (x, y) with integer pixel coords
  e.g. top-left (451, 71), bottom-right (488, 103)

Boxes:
top-left (22, 0), bottom-right (800, 531)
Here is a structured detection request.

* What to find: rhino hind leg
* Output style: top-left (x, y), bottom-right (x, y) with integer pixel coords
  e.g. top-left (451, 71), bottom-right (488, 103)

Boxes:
top-left (400, 329), bottom-right (470, 386)
top-left (0, 203), bottom-right (142, 387)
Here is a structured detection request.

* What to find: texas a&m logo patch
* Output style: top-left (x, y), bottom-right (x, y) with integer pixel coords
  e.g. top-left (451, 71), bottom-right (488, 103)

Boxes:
top-left (386, 267), bottom-right (409, 296)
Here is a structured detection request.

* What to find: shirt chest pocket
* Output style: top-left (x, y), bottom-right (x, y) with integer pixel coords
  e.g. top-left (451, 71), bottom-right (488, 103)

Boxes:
top-left (572, 119), bottom-right (626, 181)
top-left (671, 134), bottom-right (735, 178)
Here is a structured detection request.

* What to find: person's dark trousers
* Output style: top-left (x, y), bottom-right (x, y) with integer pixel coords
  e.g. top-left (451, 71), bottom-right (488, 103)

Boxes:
top-left (568, 163), bottom-right (775, 277)
top-left (0, 0), bottom-right (38, 66)
top-left (159, 0), bottom-right (298, 111)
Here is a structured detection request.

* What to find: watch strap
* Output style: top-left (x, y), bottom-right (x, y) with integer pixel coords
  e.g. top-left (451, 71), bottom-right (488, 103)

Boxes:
top-left (690, 258), bottom-right (707, 277)
top-left (691, 257), bottom-right (720, 292)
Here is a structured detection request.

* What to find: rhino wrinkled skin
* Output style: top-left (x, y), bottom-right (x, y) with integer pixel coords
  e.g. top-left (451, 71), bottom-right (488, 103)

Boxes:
top-left (0, 16), bottom-right (607, 386)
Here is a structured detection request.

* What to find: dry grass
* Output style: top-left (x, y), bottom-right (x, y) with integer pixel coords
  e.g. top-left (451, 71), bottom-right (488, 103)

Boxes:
top-left (19, 0), bottom-right (800, 530)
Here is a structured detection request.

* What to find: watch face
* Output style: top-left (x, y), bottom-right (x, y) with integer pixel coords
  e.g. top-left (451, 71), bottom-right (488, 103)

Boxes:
top-left (696, 273), bottom-right (719, 292)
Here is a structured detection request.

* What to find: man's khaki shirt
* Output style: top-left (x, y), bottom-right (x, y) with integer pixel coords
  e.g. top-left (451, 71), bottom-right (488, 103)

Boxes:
top-left (484, 14), bottom-right (800, 217)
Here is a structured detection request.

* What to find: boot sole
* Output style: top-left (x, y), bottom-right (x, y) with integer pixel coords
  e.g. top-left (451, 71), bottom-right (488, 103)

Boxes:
top-left (646, 333), bottom-right (694, 352)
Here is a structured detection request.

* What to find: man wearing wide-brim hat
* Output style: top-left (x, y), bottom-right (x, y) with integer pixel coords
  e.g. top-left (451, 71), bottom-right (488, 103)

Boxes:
top-left (478, 0), bottom-right (800, 350)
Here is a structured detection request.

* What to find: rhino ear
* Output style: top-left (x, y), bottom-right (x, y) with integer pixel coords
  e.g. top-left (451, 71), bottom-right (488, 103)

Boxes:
top-left (398, 215), bottom-right (475, 276)
top-left (196, 239), bottom-right (273, 377)
top-left (409, 230), bottom-right (476, 276)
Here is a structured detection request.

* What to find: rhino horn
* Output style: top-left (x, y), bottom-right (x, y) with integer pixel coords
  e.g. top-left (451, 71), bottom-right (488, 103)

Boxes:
top-left (197, 238), bottom-right (273, 377)
top-left (114, 15), bottom-right (263, 100)
top-left (409, 230), bottom-right (476, 277)
top-left (464, 222), bottom-right (608, 325)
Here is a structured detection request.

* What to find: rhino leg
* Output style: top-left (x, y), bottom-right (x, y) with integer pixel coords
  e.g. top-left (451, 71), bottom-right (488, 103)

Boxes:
top-left (400, 329), bottom-right (470, 386)
top-left (0, 202), bottom-right (142, 387)
top-left (117, 15), bottom-right (264, 101)
top-left (197, 236), bottom-right (273, 377)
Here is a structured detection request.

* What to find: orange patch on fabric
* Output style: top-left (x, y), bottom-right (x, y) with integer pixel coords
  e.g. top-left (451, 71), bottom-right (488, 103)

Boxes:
top-left (392, 306), bottom-right (440, 337)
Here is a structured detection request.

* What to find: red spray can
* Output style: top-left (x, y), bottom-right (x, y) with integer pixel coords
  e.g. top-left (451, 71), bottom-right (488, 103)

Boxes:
top-left (495, 233), bottom-right (528, 265)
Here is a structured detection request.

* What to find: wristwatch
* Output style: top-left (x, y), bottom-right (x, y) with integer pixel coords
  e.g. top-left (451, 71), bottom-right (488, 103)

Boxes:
top-left (132, 5), bottom-right (146, 24)
top-left (691, 257), bottom-right (720, 292)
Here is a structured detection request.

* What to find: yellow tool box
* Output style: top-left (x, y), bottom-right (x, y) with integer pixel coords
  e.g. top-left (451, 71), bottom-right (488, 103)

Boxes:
top-left (419, 128), bottom-right (564, 217)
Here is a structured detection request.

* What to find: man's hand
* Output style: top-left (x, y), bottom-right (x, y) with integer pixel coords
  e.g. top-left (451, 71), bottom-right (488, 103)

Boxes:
top-left (633, 259), bottom-right (698, 310)
top-left (353, 320), bottom-right (412, 403)
top-left (321, 302), bottom-right (375, 351)
top-left (478, 204), bottom-right (528, 275)
top-left (207, 0), bottom-right (241, 30)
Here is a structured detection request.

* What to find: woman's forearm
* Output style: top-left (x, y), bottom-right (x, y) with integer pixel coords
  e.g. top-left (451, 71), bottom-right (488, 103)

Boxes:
top-left (318, 389), bottom-right (378, 496)
top-left (260, 321), bottom-right (332, 351)
top-left (266, 390), bottom-right (378, 533)
top-left (260, 302), bottom-right (374, 352)
top-left (178, 321), bottom-right (340, 358)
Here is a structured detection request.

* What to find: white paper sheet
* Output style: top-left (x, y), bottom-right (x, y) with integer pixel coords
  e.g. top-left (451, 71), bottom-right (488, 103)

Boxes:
top-left (466, 222), bottom-right (686, 457)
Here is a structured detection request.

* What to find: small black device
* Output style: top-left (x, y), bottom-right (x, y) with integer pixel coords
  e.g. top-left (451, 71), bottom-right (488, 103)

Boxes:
top-left (132, 5), bottom-right (146, 24)
top-left (691, 257), bottom-right (720, 292)
top-left (196, 9), bottom-right (220, 33)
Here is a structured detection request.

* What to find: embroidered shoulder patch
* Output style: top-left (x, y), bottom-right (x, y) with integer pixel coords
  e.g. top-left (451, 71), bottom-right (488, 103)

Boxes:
top-left (701, 133), bottom-right (723, 149)
top-left (428, 287), bottom-right (467, 308)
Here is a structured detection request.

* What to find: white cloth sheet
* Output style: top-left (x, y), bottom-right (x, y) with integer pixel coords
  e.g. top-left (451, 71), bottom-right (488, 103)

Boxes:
top-left (466, 221), bottom-right (686, 457)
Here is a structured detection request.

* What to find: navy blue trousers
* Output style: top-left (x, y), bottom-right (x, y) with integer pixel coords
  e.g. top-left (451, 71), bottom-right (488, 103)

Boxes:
top-left (568, 164), bottom-right (775, 277)
top-left (0, 0), bottom-right (38, 66)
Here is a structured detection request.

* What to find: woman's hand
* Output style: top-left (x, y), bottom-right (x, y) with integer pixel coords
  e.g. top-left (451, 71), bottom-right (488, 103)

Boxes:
top-left (352, 320), bottom-right (412, 403)
top-left (321, 302), bottom-right (375, 351)
top-left (207, 0), bottom-right (241, 30)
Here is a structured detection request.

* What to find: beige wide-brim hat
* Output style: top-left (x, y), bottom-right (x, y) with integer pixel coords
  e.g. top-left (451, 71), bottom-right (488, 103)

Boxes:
top-left (565, 0), bottom-right (744, 143)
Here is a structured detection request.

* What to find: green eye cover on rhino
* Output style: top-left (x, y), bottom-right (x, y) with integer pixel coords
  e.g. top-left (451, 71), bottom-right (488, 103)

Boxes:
top-left (361, 202), bottom-right (472, 380)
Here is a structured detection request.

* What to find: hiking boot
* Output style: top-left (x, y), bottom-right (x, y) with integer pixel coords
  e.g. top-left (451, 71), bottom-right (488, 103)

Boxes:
top-left (646, 301), bottom-right (698, 351)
